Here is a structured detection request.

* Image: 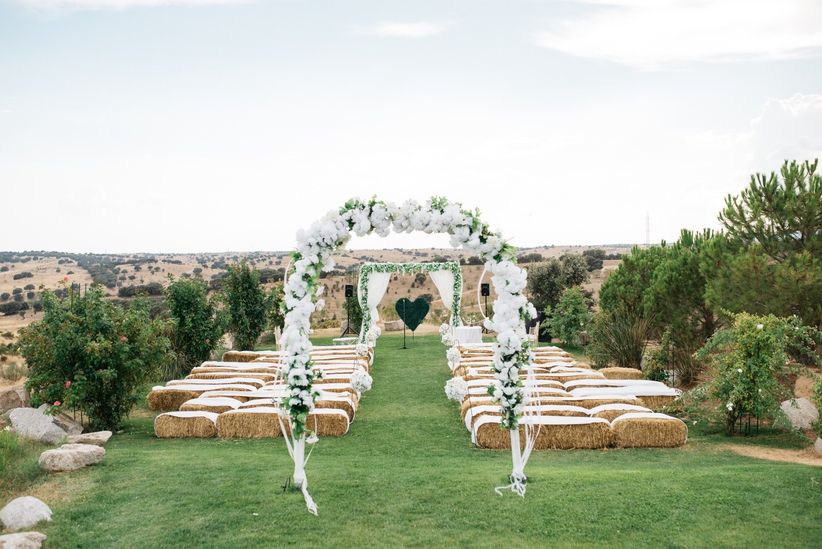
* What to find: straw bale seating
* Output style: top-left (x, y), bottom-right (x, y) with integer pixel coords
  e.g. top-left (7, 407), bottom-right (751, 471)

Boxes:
top-left (155, 411), bottom-right (219, 438)
top-left (473, 416), bottom-right (612, 450)
top-left (587, 403), bottom-right (652, 422)
top-left (599, 367), bottom-right (644, 380)
top-left (148, 383), bottom-right (258, 411)
top-left (166, 378), bottom-right (265, 389)
top-left (216, 407), bottom-right (350, 438)
top-left (179, 397), bottom-right (244, 414)
top-left (610, 413), bottom-right (688, 448)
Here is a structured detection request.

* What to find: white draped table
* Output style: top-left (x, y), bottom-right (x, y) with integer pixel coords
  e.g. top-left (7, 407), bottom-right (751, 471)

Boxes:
top-left (454, 326), bottom-right (483, 344)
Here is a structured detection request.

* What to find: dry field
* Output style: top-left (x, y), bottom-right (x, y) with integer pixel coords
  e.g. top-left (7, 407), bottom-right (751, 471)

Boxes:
top-left (0, 245), bottom-right (630, 343)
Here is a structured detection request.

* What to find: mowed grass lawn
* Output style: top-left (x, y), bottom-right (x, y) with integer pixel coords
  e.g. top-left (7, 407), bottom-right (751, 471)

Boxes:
top-left (6, 333), bottom-right (821, 548)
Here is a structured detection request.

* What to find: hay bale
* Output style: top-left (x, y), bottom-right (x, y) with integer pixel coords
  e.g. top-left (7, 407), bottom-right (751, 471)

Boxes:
top-left (638, 395), bottom-right (678, 410)
top-left (179, 397), bottom-right (244, 414)
top-left (464, 404), bottom-right (590, 431)
top-left (599, 367), bottom-right (643, 380)
top-left (147, 387), bottom-right (201, 411)
top-left (186, 372), bottom-right (279, 382)
top-left (588, 403), bottom-right (652, 422)
top-left (168, 378), bottom-right (265, 388)
top-left (217, 408), bottom-right (284, 438)
top-left (611, 413), bottom-right (687, 448)
top-left (216, 407), bottom-right (350, 438)
top-left (154, 411), bottom-right (218, 438)
top-left (473, 416), bottom-right (611, 450)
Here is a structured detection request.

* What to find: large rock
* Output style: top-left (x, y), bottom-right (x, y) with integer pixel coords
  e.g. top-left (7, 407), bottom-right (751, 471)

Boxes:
top-left (0, 385), bottom-right (28, 414)
top-left (67, 431), bottom-right (112, 446)
top-left (0, 497), bottom-right (52, 532)
top-left (383, 320), bottom-right (404, 332)
top-left (815, 437), bottom-right (822, 455)
top-left (0, 531), bottom-right (47, 549)
top-left (52, 413), bottom-right (83, 436)
top-left (780, 398), bottom-right (819, 430)
top-left (38, 443), bottom-right (105, 472)
top-left (8, 408), bottom-right (67, 444)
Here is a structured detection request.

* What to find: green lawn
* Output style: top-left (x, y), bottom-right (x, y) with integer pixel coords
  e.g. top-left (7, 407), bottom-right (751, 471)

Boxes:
top-left (6, 333), bottom-right (822, 548)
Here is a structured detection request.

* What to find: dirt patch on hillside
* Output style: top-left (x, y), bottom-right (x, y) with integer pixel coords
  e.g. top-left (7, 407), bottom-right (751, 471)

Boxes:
top-left (723, 443), bottom-right (822, 467)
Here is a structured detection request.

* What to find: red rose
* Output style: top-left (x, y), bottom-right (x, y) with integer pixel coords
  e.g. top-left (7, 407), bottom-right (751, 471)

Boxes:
top-left (120, 336), bottom-right (128, 342)
top-left (65, 380), bottom-right (71, 389)
top-left (54, 400), bottom-right (61, 406)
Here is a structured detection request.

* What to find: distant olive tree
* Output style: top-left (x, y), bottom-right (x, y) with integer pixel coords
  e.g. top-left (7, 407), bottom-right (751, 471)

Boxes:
top-left (221, 260), bottom-right (271, 351)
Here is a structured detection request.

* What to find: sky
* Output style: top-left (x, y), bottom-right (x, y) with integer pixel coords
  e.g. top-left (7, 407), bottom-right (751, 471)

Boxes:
top-left (1, 0), bottom-right (821, 253)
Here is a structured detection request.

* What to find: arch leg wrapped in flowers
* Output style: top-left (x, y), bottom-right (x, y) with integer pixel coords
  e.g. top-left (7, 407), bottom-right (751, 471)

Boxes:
top-left (280, 197), bottom-right (538, 514)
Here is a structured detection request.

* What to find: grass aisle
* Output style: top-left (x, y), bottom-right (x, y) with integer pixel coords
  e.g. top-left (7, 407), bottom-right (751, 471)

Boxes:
top-left (38, 334), bottom-right (822, 548)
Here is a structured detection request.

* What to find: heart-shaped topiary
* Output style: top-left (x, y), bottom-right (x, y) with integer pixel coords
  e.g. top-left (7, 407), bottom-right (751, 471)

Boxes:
top-left (394, 298), bottom-right (430, 332)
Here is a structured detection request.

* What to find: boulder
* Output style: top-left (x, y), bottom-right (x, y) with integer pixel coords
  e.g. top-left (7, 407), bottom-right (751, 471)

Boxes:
top-left (0, 385), bottom-right (28, 414)
top-left (383, 320), bottom-right (404, 332)
top-left (0, 531), bottom-right (47, 549)
top-left (0, 497), bottom-right (52, 532)
top-left (780, 398), bottom-right (819, 430)
top-left (38, 443), bottom-right (105, 472)
top-left (52, 413), bottom-right (83, 436)
top-left (8, 408), bottom-right (67, 444)
top-left (67, 431), bottom-right (112, 446)
top-left (815, 437), bottom-right (822, 455)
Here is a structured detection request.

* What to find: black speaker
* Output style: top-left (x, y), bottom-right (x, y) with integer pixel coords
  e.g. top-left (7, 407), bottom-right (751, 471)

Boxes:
top-left (480, 283), bottom-right (490, 297)
top-left (344, 284), bottom-right (354, 298)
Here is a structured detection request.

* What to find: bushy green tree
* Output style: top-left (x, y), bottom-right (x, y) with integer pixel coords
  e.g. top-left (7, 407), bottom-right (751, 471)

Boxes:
top-left (546, 287), bottom-right (592, 346)
top-left (719, 159), bottom-right (821, 260)
top-left (267, 283), bottom-right (285, 341)
top-left (560, 254), bottom-right (590, 287)
top-left (701, 234), bottom-right (822, 328)
top-left (221, 260), bottom-right (271, 351)
top-left (527, 260), bottom-right (565, 313)
top-left (582, 249), bottom-right (606, 271)
top-left (17, 286), bottom-right (172, 430)
top-left (166, 277), bottom-right (225, 378)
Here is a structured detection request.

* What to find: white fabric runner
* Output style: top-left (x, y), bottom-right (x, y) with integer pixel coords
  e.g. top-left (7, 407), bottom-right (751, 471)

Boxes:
top-left (429, 270), bottom-right (455, 313)
top-left (365, 272), bottom-right (391, 322)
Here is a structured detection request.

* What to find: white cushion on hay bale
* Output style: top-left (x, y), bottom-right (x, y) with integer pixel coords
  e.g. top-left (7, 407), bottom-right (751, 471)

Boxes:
top-left (610, 413), bottom-right (688, 447)
top-left (464, 404), bottom-right (591, 434)
top-left (155, 411), bottom-right (219, 438)
top-left (179, 397), bottom-right (244, 413)
top-left (454, 326), bottom-right (483, 344)
top-left (168, 378), bottom-right (265, 388)
top-left (565, 379), bottom-right (673, 389)
top-left (587, 403), bottom-right (652, 422)
top-left (472, 415), bottom-right (612, 450)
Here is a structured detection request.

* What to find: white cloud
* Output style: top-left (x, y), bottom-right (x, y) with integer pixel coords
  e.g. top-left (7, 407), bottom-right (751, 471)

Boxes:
top-left (356, 21), bottom-right (446, 38)
top-left (534, 0), bottom-right (822, 69)
top-left (13, 0), bottom-right (247, 10)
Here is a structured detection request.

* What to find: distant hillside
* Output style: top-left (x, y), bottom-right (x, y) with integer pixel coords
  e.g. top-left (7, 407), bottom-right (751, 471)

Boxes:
top-left (0, 245), bottom-right (630, 340)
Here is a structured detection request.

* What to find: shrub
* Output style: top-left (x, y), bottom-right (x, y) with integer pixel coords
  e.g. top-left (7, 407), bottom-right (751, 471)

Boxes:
top-left (1, 362), bottom-right (28, 382)
top-left (23, 284), bottom-right (35, 291)
top-left (221, 260), bottom-right (270, 351)
top-left (166, 277), bottom-right (225, 379)
top-left (11, 288), bottom-right (22, 295)
top-left (118, 282), bottom-right (164, 298)
top-left (17, 286), bottom-right (172, 430)
top-left (0, 266), bottom-right (8, 272)
top-left (694, 312), bottom-right (799, 435)
top-left (0, 302), bottom-right (27, 316)
top-left (25, 291), bottom-right (34, 300)
top-left (545, 287), bottom-right (592, 346)
top-left (12, 272), bottom-right (33, 280)
top-left (0, 293), bottom-right (9, 302)
top-left (419, 293), bottom-right (434, 304)
top-left (588, 307), bottom-right (651, 369)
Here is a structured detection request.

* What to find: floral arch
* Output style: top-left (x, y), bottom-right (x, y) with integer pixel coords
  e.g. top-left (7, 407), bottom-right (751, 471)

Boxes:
top-left (281, 197), bottom-right (538, 514)
top-left (356, 260), bottom-right (463, 344)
